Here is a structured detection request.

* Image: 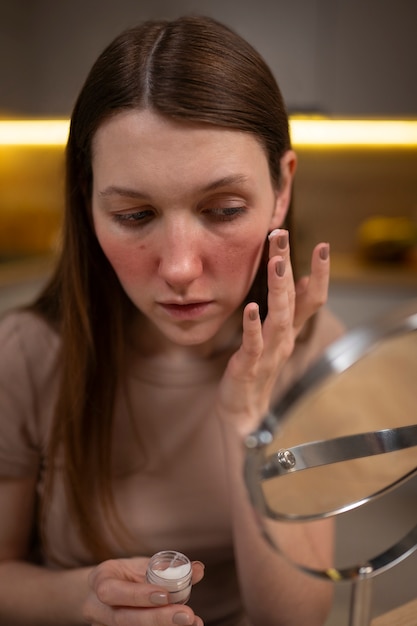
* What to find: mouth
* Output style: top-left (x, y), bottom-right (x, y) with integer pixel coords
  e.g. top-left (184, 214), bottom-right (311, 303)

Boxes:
top-left (158, 301), bottom-right (214, 320)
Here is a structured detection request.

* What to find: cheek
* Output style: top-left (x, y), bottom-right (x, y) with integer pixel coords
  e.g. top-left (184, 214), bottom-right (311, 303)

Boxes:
top-left (96, 229), bottom-right (150, 283)
top-left (213, 234), bottom-right (265, 284)
top-left (95, 222), bottom-right (266, 288)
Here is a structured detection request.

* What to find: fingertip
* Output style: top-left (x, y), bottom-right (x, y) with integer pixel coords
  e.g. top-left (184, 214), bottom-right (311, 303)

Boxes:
top-left (319, 242), bottom-right (330, 261)
top-left (268, 228), bottom-right (281, 241)
top-left (191, 561), bottom-right (205, 584)
top-left (150, 591), bottom-right (169, 606)
top-left (247, 303), bottom-right (259, 321)
top-left (242, 303), bottom-right (263, 356)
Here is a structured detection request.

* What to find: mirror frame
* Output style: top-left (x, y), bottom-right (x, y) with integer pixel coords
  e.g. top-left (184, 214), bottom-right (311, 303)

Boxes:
top-left (244, 301), bottom-right (417, 582)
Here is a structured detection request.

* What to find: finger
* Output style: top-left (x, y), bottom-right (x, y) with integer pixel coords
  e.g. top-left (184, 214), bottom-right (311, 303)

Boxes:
top-left (262, 255), bottom-right (295, 350)
top-left (268, 228), bottom-right (289, 260)
top-left (233, 303), bottom-right (263, 373)
top-left (221, 303), bottom-right (264, 386)
top-left (266, 229), bottom-right (295, 319)
top-left (295, 275), bottom-right (309, 297)
top-left (95, 576), bottom-right (169, 608)
top-left (191, 561), bottom-right (205, 585)
top-left (294, 242), bottom-right (330, 330)
top-left (91, 603), bottom-right (202, 626)
top-left (114, 606), bottom-right (202, 626)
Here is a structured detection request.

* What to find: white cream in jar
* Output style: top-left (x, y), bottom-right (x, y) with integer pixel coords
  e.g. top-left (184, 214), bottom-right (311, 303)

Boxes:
top-left (146, 550), bottom-right (192, 604)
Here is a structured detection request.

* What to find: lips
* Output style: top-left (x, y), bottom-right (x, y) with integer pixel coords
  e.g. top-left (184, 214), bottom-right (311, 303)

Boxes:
top-left (158, 301), bottom-right (213, 320)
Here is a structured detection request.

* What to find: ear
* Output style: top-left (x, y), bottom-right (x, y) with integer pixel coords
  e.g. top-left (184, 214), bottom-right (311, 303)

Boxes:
top-left (269, 149), bottom-right (297, 231)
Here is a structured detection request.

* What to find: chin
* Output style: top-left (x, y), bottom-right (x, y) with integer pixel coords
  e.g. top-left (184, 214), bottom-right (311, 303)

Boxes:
top-left (168, 330), bottom-right (214, 347)
top-left (163, 321), bottom-right (225, 348)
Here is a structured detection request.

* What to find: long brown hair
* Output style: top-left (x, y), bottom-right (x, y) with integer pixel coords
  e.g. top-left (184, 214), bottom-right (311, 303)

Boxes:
top-left (32, 15), bottom-right (293, 561)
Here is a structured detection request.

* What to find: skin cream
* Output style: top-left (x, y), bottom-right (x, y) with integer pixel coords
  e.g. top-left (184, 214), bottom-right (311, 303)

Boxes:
top-left (146, 550), bottom-right (192, 604)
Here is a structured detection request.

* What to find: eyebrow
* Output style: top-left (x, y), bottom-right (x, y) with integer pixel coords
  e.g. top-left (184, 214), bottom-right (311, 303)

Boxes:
top-left (97, 174), bottom-right (250, 199)
top-left (201, 174), bottom-right (250, 192)
top-left (98, 186), bottom-right (149, 200)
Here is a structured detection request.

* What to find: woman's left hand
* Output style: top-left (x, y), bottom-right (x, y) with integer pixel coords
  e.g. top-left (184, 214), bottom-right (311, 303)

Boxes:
top-left (216, 228), bottom-right (330, 437)
top-left (83, 557), bottom-right (205, 626)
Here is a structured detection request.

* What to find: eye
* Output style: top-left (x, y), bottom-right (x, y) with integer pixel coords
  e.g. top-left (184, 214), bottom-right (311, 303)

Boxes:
top-left (113, 209), bottom-right (155, 227)
top-left (203, 206), bottom-right (246, 222)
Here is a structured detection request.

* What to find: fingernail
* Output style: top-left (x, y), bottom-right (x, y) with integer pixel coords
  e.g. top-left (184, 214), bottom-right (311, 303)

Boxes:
top-left (268, 228), bottom-right (281, 241)
top-left (173, 613), bottom-right (193, 625)
top-left (277, 232), bottom-right (288, 250)
top-left (320, 243), bottom-right (330, 260)
top-left (276, 258), bottom-right (285, 277)
top-left (150, 591), bottom-right (168, 605)
top-left (249, 305), bottom-right (259, 321)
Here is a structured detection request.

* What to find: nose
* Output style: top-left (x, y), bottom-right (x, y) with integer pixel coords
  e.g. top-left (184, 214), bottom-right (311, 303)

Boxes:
top-left (157, 218), bottom-right (204, 290)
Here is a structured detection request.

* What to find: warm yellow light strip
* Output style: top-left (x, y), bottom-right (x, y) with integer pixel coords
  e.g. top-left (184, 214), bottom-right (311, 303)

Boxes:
top-left (290, 118), bottom-right (417, 147)
top-left (0, 120), bottom-right (69, 146)
top-left (1, 118), bottom-right (417, 147)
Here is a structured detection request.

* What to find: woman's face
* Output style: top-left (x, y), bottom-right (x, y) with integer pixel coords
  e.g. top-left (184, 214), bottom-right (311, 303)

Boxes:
top-left (91, 109), bottom-right (292, 352)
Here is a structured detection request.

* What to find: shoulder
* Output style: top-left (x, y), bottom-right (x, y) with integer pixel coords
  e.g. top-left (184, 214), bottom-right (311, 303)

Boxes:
top-left (0, 310), bottom-right (61, 476)
top-left (0, 309), bottom-right (61, 407)
top-left (0, 309), bottom-right (60, 362)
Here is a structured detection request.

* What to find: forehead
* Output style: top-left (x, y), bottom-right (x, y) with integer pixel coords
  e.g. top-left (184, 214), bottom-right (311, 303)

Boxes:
top-left (91, 109), bottom-right (271, 185)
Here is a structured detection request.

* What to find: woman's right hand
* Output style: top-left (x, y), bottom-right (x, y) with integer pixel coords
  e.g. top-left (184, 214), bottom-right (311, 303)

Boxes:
top-left (83, 557), bottom-right (205, 626)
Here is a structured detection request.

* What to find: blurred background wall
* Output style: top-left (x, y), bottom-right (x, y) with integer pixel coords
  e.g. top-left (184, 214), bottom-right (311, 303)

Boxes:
top-left (1, 0), bottom-right (417, 329)
top-left (1, 0), bottom-right (417, 117)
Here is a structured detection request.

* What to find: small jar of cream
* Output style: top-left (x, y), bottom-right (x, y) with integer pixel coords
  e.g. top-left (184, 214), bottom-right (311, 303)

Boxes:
top-left (146, 550), bottom-right (192, 604)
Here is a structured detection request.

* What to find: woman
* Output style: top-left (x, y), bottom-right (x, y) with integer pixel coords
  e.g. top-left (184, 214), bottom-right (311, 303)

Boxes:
top-left (0, 15), bottom-right (344, 626)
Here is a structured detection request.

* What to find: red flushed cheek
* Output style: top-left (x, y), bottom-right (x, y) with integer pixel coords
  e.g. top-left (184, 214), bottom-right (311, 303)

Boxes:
top-left (97, 234), bottom-right (152, 282)
top-left (97, 227), bottom-right (266, 292)
top-left (210, 235), bottom-right (266, 287)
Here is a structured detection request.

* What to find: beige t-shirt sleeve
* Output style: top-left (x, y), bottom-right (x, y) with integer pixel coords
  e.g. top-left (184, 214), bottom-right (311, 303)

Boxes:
top-left (0, 312), bottom-right (58, 477)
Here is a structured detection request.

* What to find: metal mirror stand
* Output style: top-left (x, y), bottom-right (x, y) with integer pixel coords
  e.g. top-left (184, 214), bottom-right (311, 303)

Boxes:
top-left (258, 427), bottom-right (417, 626)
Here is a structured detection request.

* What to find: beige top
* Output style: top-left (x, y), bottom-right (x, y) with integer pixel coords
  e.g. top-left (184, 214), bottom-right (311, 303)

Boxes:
top-left (0, 307), bottom-right (344, 625)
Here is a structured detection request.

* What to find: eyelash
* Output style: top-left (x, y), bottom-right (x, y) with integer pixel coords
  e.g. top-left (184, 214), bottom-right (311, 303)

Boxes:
top-left (112, 206), bottom-right (246, 227)
top-left (113, 210), bottom-right (153, 225)
top-left (203, 206), bottom-right (246, 221)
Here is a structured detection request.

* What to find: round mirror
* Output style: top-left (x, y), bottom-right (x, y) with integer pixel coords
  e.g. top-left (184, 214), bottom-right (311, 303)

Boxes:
top-left (244, 300), bottom-right (417, 580)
